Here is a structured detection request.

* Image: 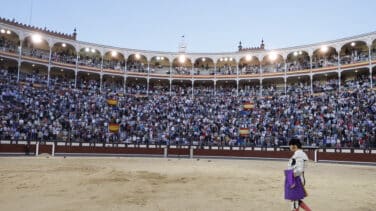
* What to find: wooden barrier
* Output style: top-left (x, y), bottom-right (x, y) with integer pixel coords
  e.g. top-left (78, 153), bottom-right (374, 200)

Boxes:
top-left (0, 143), bottom-right (375, 164)
top-left (55, 145), bottom-right (163, 155)
top-left (317, 152), bottom-right (376, 163)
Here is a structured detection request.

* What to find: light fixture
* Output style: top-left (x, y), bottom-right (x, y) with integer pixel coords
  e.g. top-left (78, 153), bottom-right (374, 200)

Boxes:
top-left (85, 47), bottom-right (90, 52)
top-left (269, 52), bottom-right (277, 61)
top-left (161, 57), bottom-right (164, 60)
top-left (246, 55), bottom-right (252, 61)
top-left (179, 55), bottom-right (186, 63)
top-left (135, 54), bottom-right (141, 60)
top-left (111, 51), bottom-right (118, 57)
top-left (91, 49), bottom-right (95, 53)
top-left (156, 56), bottom-right (160, 60)
top-left (351, 42), bottom-right (356, 47)
top-left (0, 29), bottom-right (5, 34)
top-left (32, 64), bottom-right (35, 67)
top-left (355, 70), bottom-right (358, 73)
top-left (293, 52), bottom-right (298, 56)
top-left (62, 43), bottom-right (66, 48)
top-left (229, 58), bottom-right (233, 61)
top-left (6, 30), bottom-right (11, 35)
top-left (60, 69), bottom-right (64, 72)
top-left (321, 46), bottom-right (329, 53)
top-left (224, 58), bottom-right (228, 62)
top-left (299, 51), bottom-right (302, 55)
top-left (31, 34), bottom-right (42, 44)
top-left (220, 58), bottom-right (223, 62)
top-left (202, 58), bottom-right (206, 62)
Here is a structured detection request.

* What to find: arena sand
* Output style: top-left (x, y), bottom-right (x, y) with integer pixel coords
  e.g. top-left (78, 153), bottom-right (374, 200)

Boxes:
top-left (0, 156), bottom-right (375, 211)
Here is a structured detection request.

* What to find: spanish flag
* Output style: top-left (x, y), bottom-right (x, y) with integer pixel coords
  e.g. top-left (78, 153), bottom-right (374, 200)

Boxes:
top-left (109, 123), bottom-right (120, 133)
top-left (243, 102), bottom-right (254, 110)
top-left (107, 99), bottom-right (118, 106)
top-left (239, 128), bottom-right (250, 137)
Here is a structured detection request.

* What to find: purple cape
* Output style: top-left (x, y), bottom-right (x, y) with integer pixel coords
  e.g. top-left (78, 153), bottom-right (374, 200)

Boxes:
top-left (284, 169), bottom-right (306, 200)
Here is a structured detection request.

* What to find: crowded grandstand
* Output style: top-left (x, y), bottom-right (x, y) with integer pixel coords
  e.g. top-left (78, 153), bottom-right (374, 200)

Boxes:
top-left (1, 17), bottom-right (376, 149)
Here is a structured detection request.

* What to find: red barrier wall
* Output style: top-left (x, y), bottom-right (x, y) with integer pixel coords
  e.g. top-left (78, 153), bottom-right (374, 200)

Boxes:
top-left (0, 144), bottom-right (375, 163)
top-left (318, 152), bottom-right (376, 163)
top-left (194, 149), bottom-right (293, 159)
top-left (55, 145), bottom-right (163, 155)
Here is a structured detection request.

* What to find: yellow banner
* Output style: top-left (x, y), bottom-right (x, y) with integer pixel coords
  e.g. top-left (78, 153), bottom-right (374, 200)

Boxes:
top-left (239, 128), bottom-right (250, 136)
top-left (109, 123), bottom-right (120, 132)
top-left (243, 102), bottom-right (254, 110)
top-left (107, 99), bottom-right (118, 106)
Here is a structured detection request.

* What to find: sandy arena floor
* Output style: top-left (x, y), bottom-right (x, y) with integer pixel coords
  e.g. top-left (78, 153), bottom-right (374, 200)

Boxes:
top-left (0, 156), bottom-right (375, 211)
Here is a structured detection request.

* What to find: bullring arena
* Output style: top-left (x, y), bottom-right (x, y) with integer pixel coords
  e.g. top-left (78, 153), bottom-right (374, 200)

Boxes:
top-left (0, 154), bottom-right (375, 211)
top-left (1, 12), bottom-right (376, 211)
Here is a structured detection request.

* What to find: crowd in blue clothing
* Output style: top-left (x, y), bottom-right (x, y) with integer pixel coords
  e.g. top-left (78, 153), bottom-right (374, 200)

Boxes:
top-left (0, 68), bottom-right (376, 149)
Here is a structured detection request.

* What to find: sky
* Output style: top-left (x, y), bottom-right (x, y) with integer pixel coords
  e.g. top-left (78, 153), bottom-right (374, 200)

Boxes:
top-left (1, 0), bottom-right (375, 53)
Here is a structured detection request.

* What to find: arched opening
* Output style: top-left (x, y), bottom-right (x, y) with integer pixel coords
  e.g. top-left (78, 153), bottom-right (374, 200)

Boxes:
top-left (51, 42), bottom-right (77, 65)
top-left (286, 51), bottom-right (310, 72)
top-left (262, 78), bottom-right (284, 96)
top-left (372, 39), bottom-right (376, 60)
top-left (194, 80), bottom-right (214, 96)
top-left (216, 57), bottom-right (237, 75)
top-left (19, 62), bottom-right (48, 86)
top-left (239, 79), bottom-right (260, 97)
top-left (149, 78), bottom-right (169, 94)
top-left (22, 35), bottom-right (50, 60)
top-left (49, 67), bottom-right (75, 88)
top-left (341, 68), bottom-right (370, 91)
top-left (286, 76), bottom-right (310, 95)
top-left (239, 56), bottom-right (260, 74)
top-left (312, 72), bottom-right (338, 93)
top-left (340, 41), bottom-right (369, 65)
top-left (126, 77), bottom-right (147, 94)
top-left (103, 51), bottom-right (125, 72)
top-left (103, 74), bottom-right (124, 93)
top-left (312, 46), bottom-right (338, 69)
top-left (78, 47), bottom-right (102, 69)
top-left (261, 54), bottom-right (284, 73)
top-left (194, 57), bottom-right (215, 75)
top-left (216, 80), bottom-right (236, 96)
top-left (0, 29), bottom-right (20, 53)
top-left (0, 57), bottom-right (18, 82)
top-left (77, 71), bottom-right (100, 91)
top-left (172, 79), bottom-right (191, 96)
top-left (150, 56), bottom-right (170, 75)
top-left (127, 54), bottom-right (147, 73)
top-left (172, 56), bottom-right (192, 75)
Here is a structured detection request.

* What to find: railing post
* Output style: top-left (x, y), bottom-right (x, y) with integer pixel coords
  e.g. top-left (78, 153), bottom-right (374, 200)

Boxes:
top-left (314, 149), bottom-right (318, 163)
top-left (164, 146), bottom-right (168, 158)
top-left (51, 142), bottom-right (55, 157)
top-left (35, 142), bottom-right (39, 156)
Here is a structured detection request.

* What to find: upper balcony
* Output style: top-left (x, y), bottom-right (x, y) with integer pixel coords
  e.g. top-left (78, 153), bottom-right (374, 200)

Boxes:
top-left (1, 18), bottom-right (376, 81)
